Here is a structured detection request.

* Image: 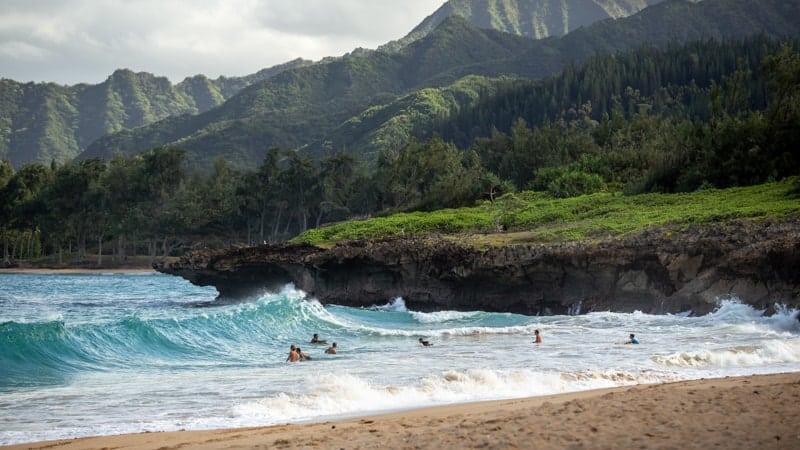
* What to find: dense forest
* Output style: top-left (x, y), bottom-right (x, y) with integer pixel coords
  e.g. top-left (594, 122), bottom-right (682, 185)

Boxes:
top-left (428, 36), bottom-right (799, 193)
top-left (74, 0), bottom-right (800, 172)
top-left (1, 37), bottom-right (798, 266)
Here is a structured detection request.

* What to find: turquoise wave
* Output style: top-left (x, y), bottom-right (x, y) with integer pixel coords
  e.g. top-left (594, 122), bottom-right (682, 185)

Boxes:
top-left (3, 285), bottom-right (795, 390)
top-left (0, 291), bottom-right (340, 388)
top-left (0, 291), bottom-right (535, 389)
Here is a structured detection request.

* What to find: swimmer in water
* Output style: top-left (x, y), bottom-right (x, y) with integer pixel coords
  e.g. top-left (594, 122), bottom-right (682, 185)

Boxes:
top-left (286, 344), bottom-right (299, 362)
top-left (296, 346), bottom-right (311, 360)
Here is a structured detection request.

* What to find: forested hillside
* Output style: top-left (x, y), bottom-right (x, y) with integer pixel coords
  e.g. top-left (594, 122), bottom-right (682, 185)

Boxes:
top-left (0, 0), bottom-right (666, 171)
top-left (77, 16), bottom-right (536, 171)
top-left (2, 35), bottom-right (798, 267)
top-left (80, 0), bottom-right (800, 171)
top-left (0, 58), bottom-right (312, 168)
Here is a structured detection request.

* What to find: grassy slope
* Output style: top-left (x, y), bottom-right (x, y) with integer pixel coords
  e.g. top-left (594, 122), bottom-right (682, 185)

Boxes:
top-left (292, 178), bottom-right (800, 247)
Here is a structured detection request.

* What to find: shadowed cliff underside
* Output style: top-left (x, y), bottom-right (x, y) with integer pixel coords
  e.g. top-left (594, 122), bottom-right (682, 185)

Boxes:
top-left (156, 218), bottom-right (800, 316)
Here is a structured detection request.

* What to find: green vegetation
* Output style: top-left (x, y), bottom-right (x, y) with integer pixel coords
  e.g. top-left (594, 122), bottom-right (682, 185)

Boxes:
top-left (304, 75), bottom-right (527, 162)
top-left (294, 208), bottom-right (496, 247)
top-left (292, 178), bottom-right (800, 246)
top-left (433, 37), bottom-right (800, 195)
top-left (1, 36), bottom-right (798, 265)
top-left (0, 60), bottom-right (310, 168)
top-left (2, 1), bottom-right (799, 266)
top-left (2, 1), bottom-right (798, 173)
top-left (78, 0), bottom-right (800, 172)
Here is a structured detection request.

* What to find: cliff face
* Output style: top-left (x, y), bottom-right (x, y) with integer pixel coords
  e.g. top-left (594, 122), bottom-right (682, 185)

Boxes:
top-left (156, 218), bottom-right (800, 316)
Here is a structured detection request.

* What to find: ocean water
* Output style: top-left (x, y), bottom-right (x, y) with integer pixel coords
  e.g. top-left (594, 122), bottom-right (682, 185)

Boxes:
top-left (1, 272), bottom-right (799, 445)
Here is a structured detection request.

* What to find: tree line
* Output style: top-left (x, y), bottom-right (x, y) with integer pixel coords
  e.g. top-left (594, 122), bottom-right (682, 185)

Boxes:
top-left (427, 36), bottom-right (799, 195)
top-left (1, 37), bottom-right (798, 265)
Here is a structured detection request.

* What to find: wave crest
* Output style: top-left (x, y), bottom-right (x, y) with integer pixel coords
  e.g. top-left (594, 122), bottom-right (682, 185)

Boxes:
top-left (651, 340), bottom-right (800, 367)
top-left (232, 368), bottom-right (681, 424)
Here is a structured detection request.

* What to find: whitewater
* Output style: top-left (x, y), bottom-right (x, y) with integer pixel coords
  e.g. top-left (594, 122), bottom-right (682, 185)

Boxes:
top-left (1, 272), bottom-right (799, 445)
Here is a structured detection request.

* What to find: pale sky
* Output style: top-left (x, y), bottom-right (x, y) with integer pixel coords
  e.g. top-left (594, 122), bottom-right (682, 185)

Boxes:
top-left (0, 0), bottom-right (446, 85)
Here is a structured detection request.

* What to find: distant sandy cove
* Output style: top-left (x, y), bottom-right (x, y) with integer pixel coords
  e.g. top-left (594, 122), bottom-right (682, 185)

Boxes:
top-left (3, 372), bottom-right (798, 450)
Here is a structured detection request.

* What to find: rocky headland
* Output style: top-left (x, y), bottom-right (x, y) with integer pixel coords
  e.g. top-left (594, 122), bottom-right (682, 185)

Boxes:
top-left (155, 218), bottom-right (800, 316)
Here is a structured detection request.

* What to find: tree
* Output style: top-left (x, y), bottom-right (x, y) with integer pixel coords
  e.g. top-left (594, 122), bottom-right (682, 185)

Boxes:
top-left (762, 44), bottom-right (800, 178)
top-left (0, 160), bottom-right (14, 265)
top-left (280, 151), bottom-right (318, 233)
top-left (379, 137), bottom-right (485, 212)
top-left (195, 157), bottom-right (240, 240)
top-left (101, 155), bottom-right (149, 262)
top-left (316, 151), bottom-right (362, 226)
top-left (0, 160), bottom-right (11, 187)
top-left (244, 147), bottom-right (286, 243)
top-left (38, 160), bottom-right (105, 262)
top-left (3, 163), bottom-right (52, 263)
top-left (140, 146), bottom-right (187, 261)
top-left (479, 172), bottom-right (513, 202)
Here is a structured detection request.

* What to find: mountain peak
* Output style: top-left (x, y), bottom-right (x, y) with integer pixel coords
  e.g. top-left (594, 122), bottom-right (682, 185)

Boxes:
top-left (382, 0), bottom-right (666, 52)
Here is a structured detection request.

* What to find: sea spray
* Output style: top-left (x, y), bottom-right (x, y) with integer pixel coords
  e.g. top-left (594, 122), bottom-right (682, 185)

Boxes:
top-left (231, 368), bottom-right (679, 425)
top-left (652, 340), bottom-right (800, 368)
top-left (1, 273), bottom-right (799, 445)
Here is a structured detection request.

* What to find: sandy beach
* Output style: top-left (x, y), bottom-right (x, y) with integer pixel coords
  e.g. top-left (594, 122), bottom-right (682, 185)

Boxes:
top-left (4, 372), bottom-right (798, 450)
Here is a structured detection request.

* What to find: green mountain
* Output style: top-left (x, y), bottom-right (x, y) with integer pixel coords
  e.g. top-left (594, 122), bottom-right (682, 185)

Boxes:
top-left (300, 0), bottom-right (800, 165)
top-left (301, 75), bottom-right (529, 162)
top-left (382, 0), bottom-right (666, 51)
top-left (79, 17), bottom-right (537, 171)
top-left (66, 0), bottom-right (800, 171)
top-left (0, 1), bottom-right (668, 171)
top-left (0, 58), bottom-right (312, 168)
top-left (5, 0), bottom-right (794, 172)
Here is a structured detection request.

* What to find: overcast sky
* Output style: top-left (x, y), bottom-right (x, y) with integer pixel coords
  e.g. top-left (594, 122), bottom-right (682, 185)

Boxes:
top-left (0, 0), bottom-right (446, 85)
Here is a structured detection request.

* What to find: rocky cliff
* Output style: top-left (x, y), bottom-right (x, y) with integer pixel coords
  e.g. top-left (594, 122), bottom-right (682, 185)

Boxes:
top-left (155, 218), bottom-right (800, 316)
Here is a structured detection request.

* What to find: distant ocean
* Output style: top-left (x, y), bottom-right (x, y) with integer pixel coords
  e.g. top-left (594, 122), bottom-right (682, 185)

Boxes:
top-left (1, 273), bottom-right (799, 445)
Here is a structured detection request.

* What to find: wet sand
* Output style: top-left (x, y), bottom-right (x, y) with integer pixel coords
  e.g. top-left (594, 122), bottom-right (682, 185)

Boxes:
top-left (3, 372), bottom-right (798, 450)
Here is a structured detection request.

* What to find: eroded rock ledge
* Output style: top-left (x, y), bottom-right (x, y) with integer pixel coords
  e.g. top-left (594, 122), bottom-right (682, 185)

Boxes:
top-left (155, 218), bottom-right (800, 315)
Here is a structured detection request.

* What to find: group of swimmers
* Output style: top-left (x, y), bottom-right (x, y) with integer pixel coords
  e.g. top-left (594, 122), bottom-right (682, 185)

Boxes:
top-left (531, 329), bottom-right (638, 345)
top-left (288, 330), bottom-right (638, 361)
top-left (286, 334), bottom-right (338, 362)
top-left (288, 334), bottom-right (439, 362)
top-left (423, 331), bottom-right (636, 346)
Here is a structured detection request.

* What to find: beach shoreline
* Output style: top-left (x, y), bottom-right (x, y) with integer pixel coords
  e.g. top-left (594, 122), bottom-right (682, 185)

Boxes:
top-left (3, 372), bottom-right (798, 450)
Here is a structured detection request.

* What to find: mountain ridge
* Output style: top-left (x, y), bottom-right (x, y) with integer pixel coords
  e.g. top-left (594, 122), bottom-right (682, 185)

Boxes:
top-left (79, 16), bottom-right (540, 171)
top-left (382, 0), bottom-right (667, 52)
top-left (82, 0), bottom-right (800, 172)
top-left (80, 0), bottom-right (800, 172)
top-left (0, 58), bottom-right (313, 168)
top-left (0, 0), bottom-right (677, 168)
top-left (4, 0), bottom-right (799, 171)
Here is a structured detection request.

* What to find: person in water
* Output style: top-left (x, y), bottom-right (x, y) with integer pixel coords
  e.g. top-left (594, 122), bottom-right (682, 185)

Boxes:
top-left (296, 346), bottom-right (311, 360)
top-left (533, 329), bottom-right (542, 344)
top-left (325, 342), bottom-right (337, 354)
top-left (419, 337), bottom-right (433, 347)
top-left (286, 344), bottom-right (299, 362)
top-left (625, 333), bottom-right (639, 344)
top-left (311, 333), bottom-right (328, 344)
